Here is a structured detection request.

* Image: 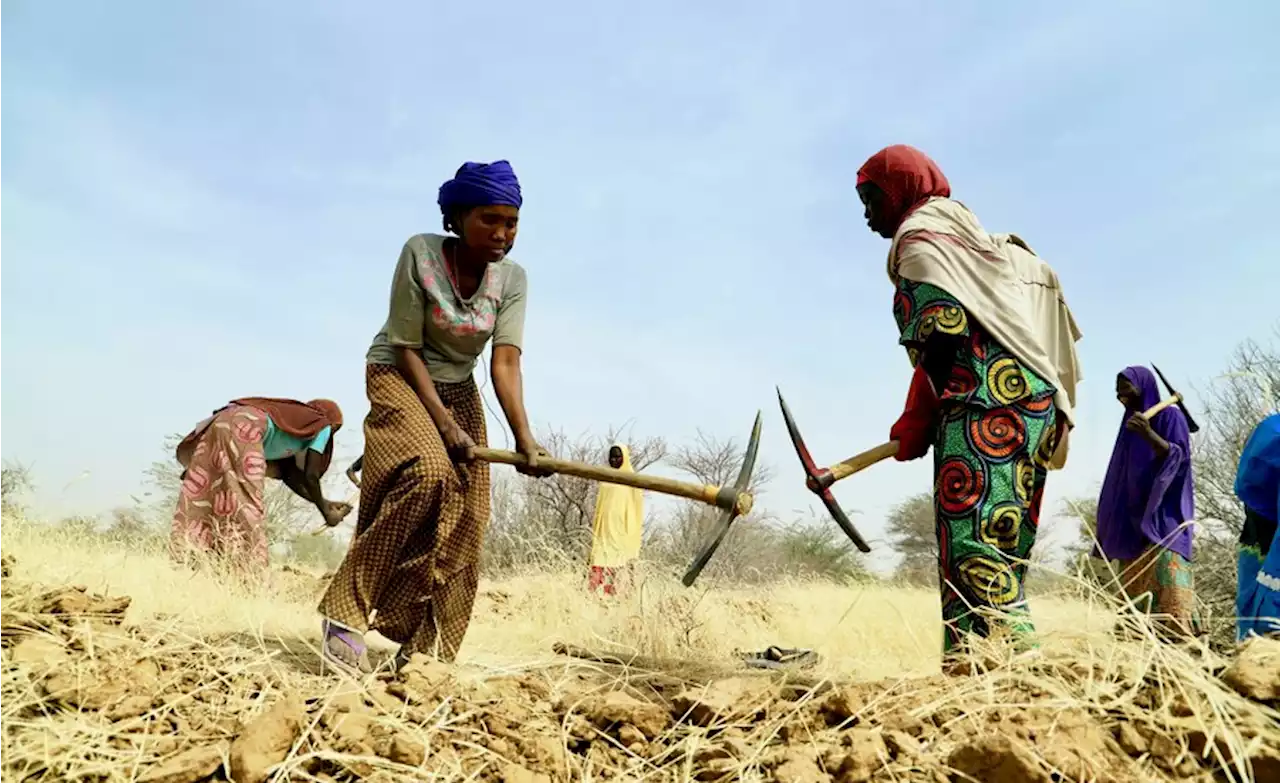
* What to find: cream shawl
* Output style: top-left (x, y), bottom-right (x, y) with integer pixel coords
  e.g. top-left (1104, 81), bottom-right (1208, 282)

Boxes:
top-left (888, 197), bottom-right (1084, 469)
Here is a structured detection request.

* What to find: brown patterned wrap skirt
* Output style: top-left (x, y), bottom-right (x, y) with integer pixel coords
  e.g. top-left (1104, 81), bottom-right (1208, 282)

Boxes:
top-left (1114, 544), bottom-right (1201, 640)
top-left (318, 364), bottom-right (490, 661)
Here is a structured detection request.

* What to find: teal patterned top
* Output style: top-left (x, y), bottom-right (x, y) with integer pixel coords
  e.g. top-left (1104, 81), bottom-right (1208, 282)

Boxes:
top-left (892, 279), bottom-right (1056, 411)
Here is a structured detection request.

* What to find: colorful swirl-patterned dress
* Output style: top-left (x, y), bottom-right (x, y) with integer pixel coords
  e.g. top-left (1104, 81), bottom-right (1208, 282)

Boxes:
top-left (893, 279), bottom-right (1061, 655)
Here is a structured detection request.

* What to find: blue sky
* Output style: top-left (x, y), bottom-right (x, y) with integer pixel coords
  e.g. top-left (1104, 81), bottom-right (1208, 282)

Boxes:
top-left (3, 1), bottom-right (1277, 566)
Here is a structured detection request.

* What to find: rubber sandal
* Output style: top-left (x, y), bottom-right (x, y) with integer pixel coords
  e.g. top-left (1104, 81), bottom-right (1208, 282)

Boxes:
top-left (321, 618), bottom-right (371, 675)
top-left (736, 646), bottom-right (820, 670)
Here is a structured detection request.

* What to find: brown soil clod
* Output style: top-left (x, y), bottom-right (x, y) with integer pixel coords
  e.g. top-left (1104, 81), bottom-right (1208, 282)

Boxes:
top-left (1222, 637), bottom-right (1280, 703)
top-left (9, 634), bottom-right (71, 670)
top-left (948, 734), bottom-right (1048, 783)
top-left (767, 748), bottom-right (826, 783)
top-left (3, 571), bottom-right (1278, 783)
top-left (36, 585), bottom-right (132, 620)
top-left (673, 677), bottom-right (774, 726)
top-left (229, 696), bottom-right (305, 783)
top-left (137, 743), bottom-right (228, 783)
top-left (579, 690), bottom-right (671, 738)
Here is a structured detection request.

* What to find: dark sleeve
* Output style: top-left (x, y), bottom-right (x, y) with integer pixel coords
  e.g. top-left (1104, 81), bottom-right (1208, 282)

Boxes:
top-left (893, 279), bottom-right (971, 392)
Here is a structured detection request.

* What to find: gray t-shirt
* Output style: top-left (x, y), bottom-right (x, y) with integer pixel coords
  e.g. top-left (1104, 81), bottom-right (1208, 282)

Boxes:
top-left (366, 233), bottom-right (528, 383)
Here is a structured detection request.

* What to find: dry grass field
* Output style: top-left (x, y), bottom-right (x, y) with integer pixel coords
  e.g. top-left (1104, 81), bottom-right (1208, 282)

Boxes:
top-left (2, 513), bottom-right (1278, 782)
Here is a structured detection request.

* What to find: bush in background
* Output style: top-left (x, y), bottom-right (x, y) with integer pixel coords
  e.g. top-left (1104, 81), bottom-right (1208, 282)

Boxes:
top-left (7, 325), bottom-right (1275, 610)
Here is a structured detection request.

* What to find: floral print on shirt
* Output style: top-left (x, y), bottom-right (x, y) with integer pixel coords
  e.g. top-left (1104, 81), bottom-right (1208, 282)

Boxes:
top-left (419, 252), bottom-right (509, 340)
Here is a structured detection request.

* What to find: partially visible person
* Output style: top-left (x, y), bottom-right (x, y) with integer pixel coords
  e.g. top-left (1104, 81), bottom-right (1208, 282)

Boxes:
top-left (588, 444), bottom-right (645, 596)
top-left (171, 397), bottom-right (351, 579)
top-left (1236, 412), bottom-right (1280, 641)
top-left (1095, 366), bottom-right (1199, 639)
top-left (857, 144), bottom-right (1083, 668)
top-left (317, 160), bottom-right (550, 674)
top-left (346, 454), bottom-right (364, 488)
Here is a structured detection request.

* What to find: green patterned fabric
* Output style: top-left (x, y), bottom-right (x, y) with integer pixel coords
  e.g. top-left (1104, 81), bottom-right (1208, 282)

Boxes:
top-left (894, 279), bottom-right (1059, 655)
top-left (1154, 550), bottom-right (1194, 589)
top-left (893, 280), bottom-right (1055, 407)
top-left (1111, 546), bottom-right (1202, 638)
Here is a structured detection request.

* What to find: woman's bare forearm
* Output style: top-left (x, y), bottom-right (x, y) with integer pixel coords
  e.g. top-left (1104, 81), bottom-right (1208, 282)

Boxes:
top-left (492, 346), bottom-right (536, 447)
top-left (1143, 430), bottom-right (1171, 459)
top-left (279, 460), bottom-right (328, 511)
top-left (395, 348), bottom-right (452, 427)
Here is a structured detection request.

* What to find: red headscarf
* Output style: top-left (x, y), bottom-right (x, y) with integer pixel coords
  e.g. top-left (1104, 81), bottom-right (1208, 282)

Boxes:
top-left (230, 397), bottom-right (343, 437)
top-left (856, 145), bottom-right (952, 234)
top-left (306, 399), bottom-right (344, 433)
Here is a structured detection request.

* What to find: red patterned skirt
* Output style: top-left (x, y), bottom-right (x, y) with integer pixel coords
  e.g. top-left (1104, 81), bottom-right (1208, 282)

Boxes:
top-left (169, 405), bottom-right (270, 579)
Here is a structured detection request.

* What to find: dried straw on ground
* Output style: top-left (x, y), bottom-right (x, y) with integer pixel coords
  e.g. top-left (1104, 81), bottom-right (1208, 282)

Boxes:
top-left (2, 516), bottom-right (1277, 782)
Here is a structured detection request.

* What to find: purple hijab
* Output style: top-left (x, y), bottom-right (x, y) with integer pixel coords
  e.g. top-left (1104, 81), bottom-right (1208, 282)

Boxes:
top-left (1096, 366), bottom-right (1196, 561)
top-left (437, 160), bottom-right (523, 214)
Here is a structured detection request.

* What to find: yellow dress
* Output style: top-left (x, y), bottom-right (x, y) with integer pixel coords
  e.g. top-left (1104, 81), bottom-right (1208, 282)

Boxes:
top-left (588, 444), bottom-right (645, 568)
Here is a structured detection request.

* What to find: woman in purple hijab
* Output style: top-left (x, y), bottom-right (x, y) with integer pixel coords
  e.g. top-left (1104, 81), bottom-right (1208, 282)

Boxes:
top-left (1095, 365), bottom-right (1199, 639)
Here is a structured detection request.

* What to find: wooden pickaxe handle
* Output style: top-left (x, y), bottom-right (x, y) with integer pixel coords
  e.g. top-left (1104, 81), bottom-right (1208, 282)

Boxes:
top-left (1141, 394), bottom-right (1182, 420)
top-left (829, 441), bottom-right (901, 482)
top-left (470, 447), bottom-right (753, 516)
top-left (818, 396), bottom-right (1173, 492)
top-left (807, 441), bottom-right (900, 492)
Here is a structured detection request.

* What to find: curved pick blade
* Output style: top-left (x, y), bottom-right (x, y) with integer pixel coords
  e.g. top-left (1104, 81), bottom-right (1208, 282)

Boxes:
top-left (819, 487), bottom-right (871, 553)
top-left (735, 410), bottom-right (763, 493)
top-left (681, 410), bottom-right (763, 588)
top-left (1151, 363), bottom-right (1201, 433)
top-left (778, 387), bottom-right (871, 553)
top-left (1151, 363), bottom-right (1173, 397)
top-left (681, 507), bottom-right (736, 587)
top-left (778, 387), bottom-right (821, 483)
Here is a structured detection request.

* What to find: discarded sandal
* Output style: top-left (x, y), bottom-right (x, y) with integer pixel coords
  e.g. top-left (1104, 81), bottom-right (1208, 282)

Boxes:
top-left (736, 646), bottom-right (820, 670)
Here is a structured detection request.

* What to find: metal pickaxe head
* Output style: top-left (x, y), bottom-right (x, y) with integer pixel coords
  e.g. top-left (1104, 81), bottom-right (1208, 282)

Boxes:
top-left (681, 411), bottom-right (764, 587)
top-left (776, 388), bottom-right (872, 553)
top-left (1151, 364), bottom-right (1201, 434)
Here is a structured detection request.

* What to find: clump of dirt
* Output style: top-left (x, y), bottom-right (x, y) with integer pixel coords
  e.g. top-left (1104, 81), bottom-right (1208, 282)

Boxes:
top-left (1224, 636), bottom-right (1280, 703)
top-left (273, 564), bottom-right (331, 604)
top-left (3, 557), bottom-right (1279, 782)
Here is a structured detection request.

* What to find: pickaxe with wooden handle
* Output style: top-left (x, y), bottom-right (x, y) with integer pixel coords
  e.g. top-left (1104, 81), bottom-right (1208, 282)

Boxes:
top-left (676, 411), bottom-right (763, 586)
top-left (311, 414), bottom-right (766, 588)
top-left (1146, 364), bottom-right (1201, 433)
top-left (776, 388), bottom-right (875, 553)
top-left (475, 412), bottom-right (763, 587)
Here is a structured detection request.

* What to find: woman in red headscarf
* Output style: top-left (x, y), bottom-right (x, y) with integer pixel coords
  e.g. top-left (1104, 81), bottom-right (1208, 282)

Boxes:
top-left (170, 396), bottom-right (351, 580)
top-left (857, 144), bottom-right (1083, 668)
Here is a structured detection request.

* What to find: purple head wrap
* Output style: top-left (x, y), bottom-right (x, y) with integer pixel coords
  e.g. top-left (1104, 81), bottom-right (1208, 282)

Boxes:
top-left (1095, 365), bottom-right (1196, 561)
top-left (437, 160), bottom-right (523, 218)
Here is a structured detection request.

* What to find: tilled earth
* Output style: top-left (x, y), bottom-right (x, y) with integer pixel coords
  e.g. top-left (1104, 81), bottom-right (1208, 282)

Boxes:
top-left (2, 557), bottom-right (1279, 782)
